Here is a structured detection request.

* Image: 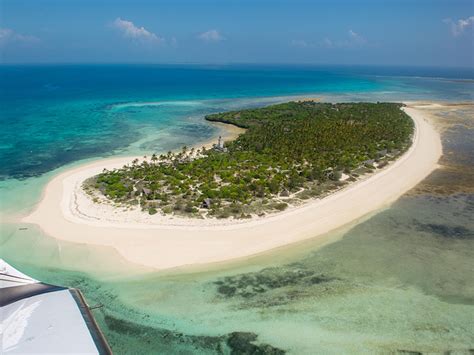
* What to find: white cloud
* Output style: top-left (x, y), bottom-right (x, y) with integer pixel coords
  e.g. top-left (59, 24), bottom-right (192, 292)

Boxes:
top-left (0, 27), bottom-right (39, 47)
top-left (198, 29), bottom-right (225, 42)
top-left (291, 39), bottom-right (310, 48)
top-left (322, 38), bottom-right (334, 48)
top-left (292, 30), bottom-right (367, 50)
top-left (112, 18), bottom-right (163, 44)
top-left (322, 29), bottom-right (367, 48)
top-left (348, 29), bottom-right (367, 45)
top-left (443, 16), bottom-right (474, 36)
top-left (0, 28), bottom-right (14, 43)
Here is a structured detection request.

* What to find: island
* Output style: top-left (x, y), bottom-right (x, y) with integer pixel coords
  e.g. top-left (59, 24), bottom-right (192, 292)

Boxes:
top-left (85, 101), bottom-right (414, 219)
top-left (23, 101), bottom-right (441, 270)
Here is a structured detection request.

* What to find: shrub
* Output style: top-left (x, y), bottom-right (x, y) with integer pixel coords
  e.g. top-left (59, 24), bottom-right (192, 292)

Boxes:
top-left (162, 206), bottom-right (173, 214)
top-left (217, 210), bottom-right (231, 219)
top-left (230, 203), bottom-right (242, 214)
top-left (274, 202), bottom-right (288, 211)
top-left (329, 171), bottom-right (342, 181)
top-left (184, 203), bottom-right (195, 213)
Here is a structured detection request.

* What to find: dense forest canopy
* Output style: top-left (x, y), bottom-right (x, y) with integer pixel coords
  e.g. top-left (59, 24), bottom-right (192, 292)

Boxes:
top-left (88, 102), bottom-right (414, 219)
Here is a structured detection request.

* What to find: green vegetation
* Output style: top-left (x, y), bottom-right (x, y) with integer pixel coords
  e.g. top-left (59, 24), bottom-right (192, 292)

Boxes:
top-left (88, 101), bottom-right (414, 218)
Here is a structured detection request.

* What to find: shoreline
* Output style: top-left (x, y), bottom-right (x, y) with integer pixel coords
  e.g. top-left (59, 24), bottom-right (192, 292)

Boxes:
top-left (22, 102), bottom-right (442, 270)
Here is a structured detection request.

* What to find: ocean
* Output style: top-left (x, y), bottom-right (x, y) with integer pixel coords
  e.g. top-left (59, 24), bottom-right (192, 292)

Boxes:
top-left (1, 64), bottom-right (473, 353)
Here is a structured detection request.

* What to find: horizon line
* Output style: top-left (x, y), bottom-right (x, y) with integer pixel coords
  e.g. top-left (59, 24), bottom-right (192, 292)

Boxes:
top-left (1, 62), bottom-right (473, 70)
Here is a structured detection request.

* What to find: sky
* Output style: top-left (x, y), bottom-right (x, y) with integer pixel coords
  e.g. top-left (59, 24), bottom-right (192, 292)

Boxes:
top-left (1, 0), bottom-right (473, 67)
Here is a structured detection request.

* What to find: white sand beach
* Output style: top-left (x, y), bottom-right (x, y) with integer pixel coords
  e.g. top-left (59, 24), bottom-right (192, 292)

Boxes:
top-left (23, 103), bottom-right (442, 270)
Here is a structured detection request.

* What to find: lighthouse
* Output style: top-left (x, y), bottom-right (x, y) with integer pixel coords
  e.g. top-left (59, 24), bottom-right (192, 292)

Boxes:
top-left (213, 135), bottom-right (227, 152)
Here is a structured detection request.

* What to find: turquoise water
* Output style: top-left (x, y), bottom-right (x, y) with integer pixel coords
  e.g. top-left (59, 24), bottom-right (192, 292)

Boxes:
top-left (1, 65), bottom-right (472, 181)
top-left (1, 65), bottom-right (473, 353)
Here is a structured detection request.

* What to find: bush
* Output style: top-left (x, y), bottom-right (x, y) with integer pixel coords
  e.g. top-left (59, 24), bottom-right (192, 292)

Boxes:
top-left (217, 210), bottom-right (231, 219)
top-left (162, 206), bottom-right (173, 214)
top-left (230, 203), bottom-right (242, 214)
top-left (148, 207), bottom-right (158, 215)
top-left (239, 213), bottom-right (252, 219)
top-left (329, 171), bottom-right (342, 181)
top-left (184, 203), bottom-right (196, 213)
top-left (274, 202), bottom-right (288, 211)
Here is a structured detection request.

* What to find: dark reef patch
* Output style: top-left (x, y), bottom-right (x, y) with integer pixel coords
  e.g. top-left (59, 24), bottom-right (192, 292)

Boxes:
top-left (408, 166), bottom-right (474, 196)
top-left (214, 266), bottom-right (338, 299)
top-left (17, 264), bottom-right (287, 354)
top-left (104, 314), bottom-right (285, 354)
top-left (407, 105), bottom-right (474, 197)
top-left (226, 332), bottom-right (285, 355)
top-left (414, 222), bottom-right (474, 239)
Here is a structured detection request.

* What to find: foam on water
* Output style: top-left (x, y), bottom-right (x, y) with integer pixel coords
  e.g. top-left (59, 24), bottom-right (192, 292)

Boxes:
top-left (110, 100), bottom-right (203, 110)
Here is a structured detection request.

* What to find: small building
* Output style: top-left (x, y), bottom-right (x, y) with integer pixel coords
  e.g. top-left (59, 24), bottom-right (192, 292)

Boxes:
top-left (142, 188), bottom-right (152, 196)
top-left (201, 198), bottom-right (212, 209)
top-left (213, 136), bottom-right (227, 152)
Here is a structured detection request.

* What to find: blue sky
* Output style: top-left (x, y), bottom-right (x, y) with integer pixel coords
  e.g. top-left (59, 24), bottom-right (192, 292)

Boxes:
top-left (1, 0), bottom-right (473, 67)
